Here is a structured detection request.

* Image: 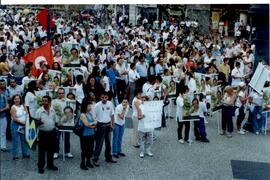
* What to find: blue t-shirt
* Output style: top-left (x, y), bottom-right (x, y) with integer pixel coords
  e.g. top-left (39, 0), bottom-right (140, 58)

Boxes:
top-left (106, 68), bottom-right (119, 86)
top-left (80, 113), bottom-right (95, 136)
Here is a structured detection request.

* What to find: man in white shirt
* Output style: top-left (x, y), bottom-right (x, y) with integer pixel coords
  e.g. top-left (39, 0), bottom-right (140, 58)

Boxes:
top-left (116, 58), bottom-right (128, 103)
top-left (52, 88), bottom-right (74, 159)
top-left (92, 92), bottom-right (117, 166)
top-left (231, 62), bottom-right (244, 88)
top-left (112, 99), bottom-right (129, 158)
top-left (142, 76), bottom-right (155, 101)
top-left (128, 63), bottom-right (140, 105)
top-left (74, 75), bottom-right (85, 121)
top-left (36, 96), bottom-right (58, 174)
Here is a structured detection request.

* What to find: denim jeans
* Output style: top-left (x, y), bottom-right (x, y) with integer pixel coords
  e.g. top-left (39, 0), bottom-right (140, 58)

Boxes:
top-left (93, 122), bottom-right (112, 161)
top-left (112, 124), bottom-right (125, 155)
top-left (0, 116), bottom-right (7, 149)
top-left (11, 121), bottom-right (29, 157)
top-left (252, 106), bottom-right (265, 133)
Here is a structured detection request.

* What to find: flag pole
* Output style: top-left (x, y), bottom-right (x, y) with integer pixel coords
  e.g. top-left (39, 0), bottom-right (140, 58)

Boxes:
top-left (47, 9), bottom-right (51, 40)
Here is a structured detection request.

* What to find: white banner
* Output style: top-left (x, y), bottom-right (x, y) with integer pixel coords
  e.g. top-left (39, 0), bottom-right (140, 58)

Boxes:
top-left (140, 100), bottom-right (163, 129)
top-left (249, 63), bottom-right (270, 93)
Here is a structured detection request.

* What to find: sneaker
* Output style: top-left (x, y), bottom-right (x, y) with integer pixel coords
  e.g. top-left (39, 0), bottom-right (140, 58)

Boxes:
top-left (186, 139), bottom-right (193, 143)
top-left (1, 148), bottom-right (10, 152)
top-left (38, 168), bottom-right (44, 174)
top-left (255, 132), bottom-right (259, 135)
top-left (65, 153), bottom-right (74, 158)
top-left (47, 165), bottom-right (58, 171)
top-left (23, 155), bottom-right (30, 159)
top-left (53, 153), bottom-right (59, 159)
top-left (146, 150), bottom-right (153, 157)
top-left (178, 139), bottom-right (184, 144)
top-left (119, 152), bottom-right (126, 157)
top-left (139, 152), bottom-right (144, 158)
top-left (13, 157), bottom-right (19, 161)
top-left (113, 154), bottom-right (119, 159)
top-left (238, 130), bottom-right (245, 135)
top-left (226, 133), bottom-right (233, 138)
top-left (201, 138), bottom-right (210, 143)
top-left (93, 160), bottom-right (100, 167)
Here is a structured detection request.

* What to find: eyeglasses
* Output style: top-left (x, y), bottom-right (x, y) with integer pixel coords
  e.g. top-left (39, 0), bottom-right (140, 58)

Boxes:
top-left (58, 93), bottom-right (65, 94)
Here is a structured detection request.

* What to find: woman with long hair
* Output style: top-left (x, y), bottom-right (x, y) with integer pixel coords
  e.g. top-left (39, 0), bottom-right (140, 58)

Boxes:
top-left (84, 76), bottom-right (104, 102)
top-left (24, 81), bottom-right (38, 119)
top-left (79, 101), bottom-right (97, 170)
top-left (221, 86), bottom-right (236, 138)
top-left (10, 94), bottom-right (30, 160)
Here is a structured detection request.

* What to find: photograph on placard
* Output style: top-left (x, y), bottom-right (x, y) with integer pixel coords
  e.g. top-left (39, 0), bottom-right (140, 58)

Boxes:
top-left (62, 43), bottom-right (81, 67)
top-left (35, 90), bottom-right (54, 108)
top-left (63, 87), bottom-right (77, 100)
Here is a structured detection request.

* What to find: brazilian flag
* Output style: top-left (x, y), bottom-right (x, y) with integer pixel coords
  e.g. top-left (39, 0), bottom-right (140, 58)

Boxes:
top-left (25, 116), bottom-right (38, 150)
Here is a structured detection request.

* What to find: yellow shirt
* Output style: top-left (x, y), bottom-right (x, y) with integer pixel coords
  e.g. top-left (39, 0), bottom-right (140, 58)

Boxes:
top-left (219, 63), bottom-right (230, 81)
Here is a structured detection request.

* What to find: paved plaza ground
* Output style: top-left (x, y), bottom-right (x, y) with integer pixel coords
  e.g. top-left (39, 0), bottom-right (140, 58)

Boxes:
top-left (1, 109), bottom-right (270, 180)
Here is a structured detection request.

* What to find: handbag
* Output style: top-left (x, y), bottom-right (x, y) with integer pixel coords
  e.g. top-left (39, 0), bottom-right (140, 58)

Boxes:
top-left (73, 119), bottom-right (84, 137)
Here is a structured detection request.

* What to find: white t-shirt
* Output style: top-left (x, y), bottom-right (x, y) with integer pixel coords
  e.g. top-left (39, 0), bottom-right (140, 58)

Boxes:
top-left (231, 67), bottom-right (243, 87)
top-left (93, 101), bottom-right (114, 123)
top-left (100, 76), bottom-right (110, 92)
top-left (74, 83), bottom-right (84, 104)
top-left (176, 96), bottom-right (184, 121)
top-left (142, 83), bottom-right (155, 101)
top-left (114, 104), bottom-right (129, 126)
top-left (188, 78), bottom-right (197, 93)
top-left (24, 92), bottom-right (37, 118)
top-left (235, 90), bottom-right (245, 107)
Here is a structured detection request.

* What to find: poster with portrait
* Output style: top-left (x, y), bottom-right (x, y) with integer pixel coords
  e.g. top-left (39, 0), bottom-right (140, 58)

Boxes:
top-left (61, 43), bottom-right (80, 67)
top-left (35, 90), bottom-right (54, 109)
top-left (210, 85), bottom-right (223, 111)
top-left (62, 87), bottom-right (77, 100)
top-left (54, 99), bottom-right (76, 130)
top-left (60, 67), bottom-right (74, 86)
top-left (48, 69), bottom-right (62, 82)
top-left (263, 87), bottom-right (270, 110)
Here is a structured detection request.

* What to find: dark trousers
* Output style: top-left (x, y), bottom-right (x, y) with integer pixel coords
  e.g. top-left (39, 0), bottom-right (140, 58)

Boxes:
top-left (116, 79), bottom-right (126, 104)
top-left (80, 135), bottom-right (95, 164)
top-left (55, 131), bottom-right (70, 154)
top-left (93, 122), bottom-right (112, 161)
top-left (222, 106), bottom-right (234, 133)
top-left (177, 121), bottom-right (190, 141)
top-left (236, 106), bottom-right (245, 130)
top-left (38, 129), bottom-right (57, 169)
top-left (194, 117), bottom-right (207, 139)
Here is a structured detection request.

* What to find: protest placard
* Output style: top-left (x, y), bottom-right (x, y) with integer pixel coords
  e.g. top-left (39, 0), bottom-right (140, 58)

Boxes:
top-left (140, 100), bottom-right (163, 129)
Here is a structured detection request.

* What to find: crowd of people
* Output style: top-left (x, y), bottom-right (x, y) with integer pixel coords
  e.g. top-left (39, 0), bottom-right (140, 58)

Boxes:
top-left (0, 7), bottom-right (269, 174)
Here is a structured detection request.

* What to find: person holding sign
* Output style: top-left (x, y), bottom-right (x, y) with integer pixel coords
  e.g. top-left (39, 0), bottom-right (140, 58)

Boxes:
top-left (176, 86), bottom-right (190, 144)
top-left (191, 98), bottom-right (210, 143)
top-left (52, 88), bottom-right (74, 159)
top-left (112, 98), bottom-right (129, 158)
top-left (133, 89), bottom-right (153, 158)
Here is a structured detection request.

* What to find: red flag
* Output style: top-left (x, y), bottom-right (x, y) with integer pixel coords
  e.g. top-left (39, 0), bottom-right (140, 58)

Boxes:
top-left (37, 9), bottom-right (54, 30)
top-left (23, 41), bottom-right (53, 77)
